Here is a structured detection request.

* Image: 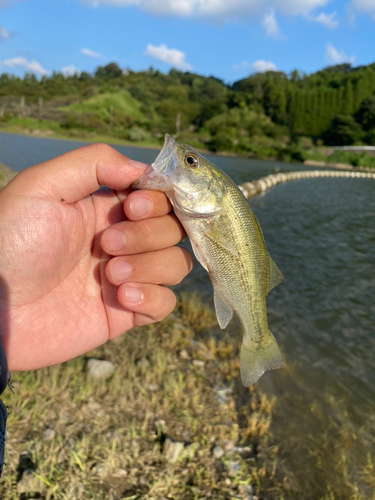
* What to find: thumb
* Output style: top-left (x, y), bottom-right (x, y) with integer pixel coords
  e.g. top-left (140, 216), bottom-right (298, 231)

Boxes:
top-left (7, 143), bottom-right (149, 204)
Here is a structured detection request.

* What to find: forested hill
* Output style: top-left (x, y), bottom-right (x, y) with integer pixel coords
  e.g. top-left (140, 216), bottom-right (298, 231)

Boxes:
top-left (0, 62), bottom-right (375, 162)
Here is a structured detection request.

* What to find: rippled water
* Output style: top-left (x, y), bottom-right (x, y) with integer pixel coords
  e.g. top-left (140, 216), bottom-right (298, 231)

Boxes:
top-left (1, 132), bottom-right (375, 496)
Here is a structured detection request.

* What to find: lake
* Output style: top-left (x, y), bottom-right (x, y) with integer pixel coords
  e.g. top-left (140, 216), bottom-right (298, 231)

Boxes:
top-left (1, 131), bottom-right (374, 497)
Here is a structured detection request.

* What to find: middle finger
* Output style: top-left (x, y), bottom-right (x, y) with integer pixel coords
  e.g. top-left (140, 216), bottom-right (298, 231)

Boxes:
top-left (106, 246), bottom-right (193, 286)
top-left (101, 213), bottom-right (186, 256)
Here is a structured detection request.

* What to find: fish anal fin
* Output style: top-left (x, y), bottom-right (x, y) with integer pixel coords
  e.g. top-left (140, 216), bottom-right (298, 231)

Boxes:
top-left (240, 330), bottom-right (284, 387)
top-left (214, 290), bottom-right (233, 329)
top-left (267, 254), bottom-right (284, 295)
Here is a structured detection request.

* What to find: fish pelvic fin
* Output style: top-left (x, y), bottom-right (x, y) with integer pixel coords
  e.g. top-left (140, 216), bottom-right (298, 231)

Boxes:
top-left (214, 291), bottom-right (233, 329)
top-left (240, 331), bottom-right (284, 387)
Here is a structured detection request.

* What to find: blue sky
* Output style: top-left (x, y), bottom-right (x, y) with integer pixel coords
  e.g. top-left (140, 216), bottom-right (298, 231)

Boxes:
top-left (0, 0), bottom-right (374, 83)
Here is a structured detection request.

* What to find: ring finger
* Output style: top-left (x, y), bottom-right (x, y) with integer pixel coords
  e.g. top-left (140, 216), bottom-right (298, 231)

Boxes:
top-left (106, 246), bottom-right (193, 287)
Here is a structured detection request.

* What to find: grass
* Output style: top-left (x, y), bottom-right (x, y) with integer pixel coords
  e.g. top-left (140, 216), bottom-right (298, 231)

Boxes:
top-left (59, 91), bottom-right (148, 123)
top-left (0, 295), bottom-right (283, 500)
top-left (0, 161), bottom-right (17, 189)
top-left (305, 149), bottom-right (375, 169)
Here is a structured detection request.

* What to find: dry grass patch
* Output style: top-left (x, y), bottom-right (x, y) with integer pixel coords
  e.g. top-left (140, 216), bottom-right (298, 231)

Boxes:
top-left (0, 295), bottom-right (282, 500)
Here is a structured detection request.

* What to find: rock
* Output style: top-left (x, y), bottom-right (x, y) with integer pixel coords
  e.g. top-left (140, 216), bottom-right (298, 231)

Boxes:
top-left (225, 460), bottom-right (241, 476)
top-left (232, 445), bottom-right (253, 456)
top-left (136, 357), bottom-right (150, 368)
top-left (239, 484), bottom-right (254, 496)
top-left (163, 438), bottom-right (184, 463)
top-left (112, 468), bottom-right (128, 478)
top-left (17, 469), bottom-right (45, 494)
top-left (179, 349), bottom-right (190, 359)
top-left (214, 386), bottom-right (232, 405)
top-left (192, 359), bottom-right (205, 368)
top-left (91, 463), bottom-right (107, 477)
top-left (148, 383), bottom-right (159, 392)
top-left (185, 442), bottom-right (200, 456)
top-left (224, 440), bottom-right (235, 451)
top-left (42, 428), bottom-right (56, 441)
top-left (87, 359), bottom-right (115, 380)
top-left (212, 445), bottom-right (225, 459)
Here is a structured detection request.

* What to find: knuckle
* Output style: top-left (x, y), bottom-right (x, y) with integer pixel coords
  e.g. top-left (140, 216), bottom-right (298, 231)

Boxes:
top-left (87, 142), bottom-right (119, 158)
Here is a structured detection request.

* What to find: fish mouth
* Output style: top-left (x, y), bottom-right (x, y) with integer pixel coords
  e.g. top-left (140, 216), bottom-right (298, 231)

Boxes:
top-left (152, 133), bottom-right (179, 176)
top-left (132, 134), bottom-right (178, 191)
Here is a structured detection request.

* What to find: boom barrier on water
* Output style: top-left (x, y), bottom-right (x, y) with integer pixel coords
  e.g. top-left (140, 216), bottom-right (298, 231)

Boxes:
top-left (238, 170), bottom-right (375, 200)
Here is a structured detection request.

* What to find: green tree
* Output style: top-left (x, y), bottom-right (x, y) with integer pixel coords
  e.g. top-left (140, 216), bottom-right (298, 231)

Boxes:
top-left (321, 115), bottom-right (362, 145)
top-left (355, 96), bottom-right (375, 131)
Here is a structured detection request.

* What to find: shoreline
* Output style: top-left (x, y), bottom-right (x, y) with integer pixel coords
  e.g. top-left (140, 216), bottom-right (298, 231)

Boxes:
top-left (1, 127), bottom-right (375, 172)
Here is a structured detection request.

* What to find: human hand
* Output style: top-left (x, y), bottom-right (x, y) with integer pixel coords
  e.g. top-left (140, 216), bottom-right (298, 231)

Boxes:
top-left (0, 144), bottom-right (193, 371)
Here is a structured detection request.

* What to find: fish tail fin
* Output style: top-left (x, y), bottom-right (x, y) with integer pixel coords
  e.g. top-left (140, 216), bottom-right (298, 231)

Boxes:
top-left (240, 330), bottom-right (284, 387)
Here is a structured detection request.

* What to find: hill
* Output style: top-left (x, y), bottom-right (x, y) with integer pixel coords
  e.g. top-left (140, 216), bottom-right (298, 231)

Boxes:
top-left (0, 62), bottom-right (374, 162)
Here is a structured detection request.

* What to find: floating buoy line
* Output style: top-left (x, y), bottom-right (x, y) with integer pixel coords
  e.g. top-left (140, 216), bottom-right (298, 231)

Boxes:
top-left (238, 170), bottom-right (375, 199)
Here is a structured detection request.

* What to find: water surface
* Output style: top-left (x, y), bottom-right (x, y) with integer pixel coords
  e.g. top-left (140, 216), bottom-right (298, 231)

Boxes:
top-left (1, 132), bottom-right (374, 496)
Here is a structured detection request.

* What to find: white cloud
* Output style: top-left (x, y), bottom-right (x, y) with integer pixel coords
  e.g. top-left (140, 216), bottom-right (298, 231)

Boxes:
top-left (0, 0), bottom-right (26, 6)
top-left (325, 43), bottom-right (355, 65)
top-left (80, 48), bottom-right (103, 58)
top-left (61, 64), bottom-right (80, 76)
top-left (0, 26), bottom-right (12, 42)
top-left (144, 44), bottom-right (192, 71)
top-left (233, 60), bottom-right (250, 70)
top-left (313, 11), bottom-right (338, 28)
top-left (2, 57), bottom-right (49, 75)
top-left (80, 0), bottom-right (331, 20)
top-left (351, 0), bottom-right (375, 20)
top-left (274, 0), bottom-right (328, 15)
top-left (252, 60), bottom-right (277, 72)
top-left (262, 8), bottom-right (282, 37)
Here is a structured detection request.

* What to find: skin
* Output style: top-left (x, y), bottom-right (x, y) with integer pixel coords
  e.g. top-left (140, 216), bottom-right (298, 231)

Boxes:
top-left (0, 143), bottom-right (193, 372)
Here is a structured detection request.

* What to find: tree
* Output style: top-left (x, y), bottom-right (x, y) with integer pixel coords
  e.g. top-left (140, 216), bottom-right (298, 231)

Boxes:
top-left (95, 62), bottom-right (122, 78)
top-left (355, 96), bottom-right (375, 131)
top-left (321, 115), bottom-right (362, 145)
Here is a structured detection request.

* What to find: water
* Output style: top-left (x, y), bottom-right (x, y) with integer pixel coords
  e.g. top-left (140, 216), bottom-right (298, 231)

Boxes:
top-left (1, 132), bottom-right (374, 496)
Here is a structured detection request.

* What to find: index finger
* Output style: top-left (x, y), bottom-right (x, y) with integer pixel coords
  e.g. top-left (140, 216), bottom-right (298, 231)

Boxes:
top-left (6, 143), bottom-right (149, 205)
top-left (124, 190), bottom-right (172, 221)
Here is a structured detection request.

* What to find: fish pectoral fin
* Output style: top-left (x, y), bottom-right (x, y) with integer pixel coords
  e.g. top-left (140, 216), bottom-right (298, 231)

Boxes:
top-left (190, 239), bottom-right (209, 271)
top-left (267, 254), bottom-right (284, 295)
top-left (203, 228), bottom-right (239, 258)
top-left (213, 290), bottom-right (233, 329)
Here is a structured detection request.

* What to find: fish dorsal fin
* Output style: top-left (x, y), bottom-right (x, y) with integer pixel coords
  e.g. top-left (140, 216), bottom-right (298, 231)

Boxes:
top-left (214, 290), bottom-right (233, 329)
top-left (267, 254), bottom-right (284, 295)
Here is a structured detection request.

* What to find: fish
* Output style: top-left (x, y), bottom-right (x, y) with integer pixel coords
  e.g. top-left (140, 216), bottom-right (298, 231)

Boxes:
top-left (132, 134), bottom-right (284, 386)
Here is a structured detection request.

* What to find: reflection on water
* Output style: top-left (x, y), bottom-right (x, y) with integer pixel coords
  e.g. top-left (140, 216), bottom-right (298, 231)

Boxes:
top-left (1, 132), bottom-right (375, 496)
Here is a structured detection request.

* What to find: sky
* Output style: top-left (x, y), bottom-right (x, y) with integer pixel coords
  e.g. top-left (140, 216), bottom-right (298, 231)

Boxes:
top-left (0, 0), bottom-right (374, 83)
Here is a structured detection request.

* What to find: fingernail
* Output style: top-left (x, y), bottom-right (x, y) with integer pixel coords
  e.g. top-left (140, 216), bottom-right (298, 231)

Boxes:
top-left (129, 159), bottom-right (150, 170)
top-left (104, 229), bottom-right (126, 252)
top-left (125, 285), bottom-right (143, 304)
top-left (112, 260), bottom-right (132, 282)
top-left (129, 196), bottom-right (152, 218)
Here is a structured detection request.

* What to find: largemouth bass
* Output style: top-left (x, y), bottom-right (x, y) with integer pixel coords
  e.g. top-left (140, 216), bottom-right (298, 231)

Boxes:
top-left (133, 134), bottom-right (284, 386)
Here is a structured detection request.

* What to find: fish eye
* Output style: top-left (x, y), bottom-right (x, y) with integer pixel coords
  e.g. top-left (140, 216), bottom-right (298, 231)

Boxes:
top-left (184, 153), bottom-right (200, 168)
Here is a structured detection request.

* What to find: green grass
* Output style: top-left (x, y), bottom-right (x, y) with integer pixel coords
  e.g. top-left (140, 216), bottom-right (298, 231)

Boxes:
top-left (60, 90), bottom-right (147, 123)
